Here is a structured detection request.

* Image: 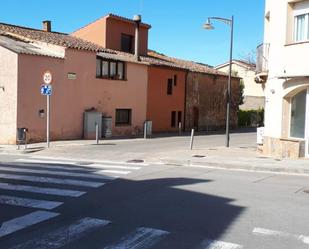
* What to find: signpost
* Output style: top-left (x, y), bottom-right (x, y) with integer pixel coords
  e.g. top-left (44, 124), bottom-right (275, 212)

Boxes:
top-left (41, 71), bottom-right (53, 148)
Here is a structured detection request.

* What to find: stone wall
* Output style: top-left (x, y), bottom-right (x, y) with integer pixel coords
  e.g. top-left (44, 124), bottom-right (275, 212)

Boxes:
top-left (263, 136), bottom-right (305, 159)
top-left (185, 73), bottom-right (240, 132)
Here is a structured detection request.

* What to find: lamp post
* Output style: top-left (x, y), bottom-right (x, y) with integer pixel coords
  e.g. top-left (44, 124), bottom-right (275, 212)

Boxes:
top-left (203, 16), bottom-right (234, 148)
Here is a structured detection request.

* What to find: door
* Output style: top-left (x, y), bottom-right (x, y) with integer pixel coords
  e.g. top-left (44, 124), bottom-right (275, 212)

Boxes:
top-left (193, 107), bottom-right (199, 131)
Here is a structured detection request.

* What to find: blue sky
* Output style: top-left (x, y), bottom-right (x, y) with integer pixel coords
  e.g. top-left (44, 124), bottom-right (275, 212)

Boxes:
top-left (1, 0), bottom-right (265, 66)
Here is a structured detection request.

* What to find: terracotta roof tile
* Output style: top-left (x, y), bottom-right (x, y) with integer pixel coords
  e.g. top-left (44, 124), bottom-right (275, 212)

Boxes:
top-left (0, 22), bottom-right (110, 52)
top-left (147, 50), bottom-right (228, 76)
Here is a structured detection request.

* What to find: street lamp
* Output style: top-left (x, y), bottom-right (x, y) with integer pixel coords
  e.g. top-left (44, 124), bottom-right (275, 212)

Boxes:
top-left (203, 16), bottom-right (234, 148)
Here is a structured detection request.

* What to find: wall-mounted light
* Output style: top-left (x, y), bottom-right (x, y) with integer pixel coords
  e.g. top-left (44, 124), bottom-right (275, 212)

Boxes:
top-left (270, 89), bottom-right (275, 94)
top-left (0, 86), bottom-right (4, 91)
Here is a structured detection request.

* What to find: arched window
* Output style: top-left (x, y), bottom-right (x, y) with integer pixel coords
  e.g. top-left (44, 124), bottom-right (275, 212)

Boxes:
top-left (290, 89), bottom-right (307, 138)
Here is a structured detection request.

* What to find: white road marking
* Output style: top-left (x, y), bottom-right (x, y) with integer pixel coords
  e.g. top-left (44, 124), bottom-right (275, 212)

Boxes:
top-left (11, 217), bottom-right (110, 249)
top-left (253, 227), bottom-right (309, 245)
top-left (31, 155), bottom-right (149, 166)
top-left (15, 159), bottom-right (141, 170)
top-left (0, 211), bottom-right (59, 238)
top-left (90, 163), bottom-right (141, 170)
top-left (14, 159), bottom-right (94, 172)
top-left (196, 239), bottom-right (243, 249)
top-left (0, 166), bottom-right (116, 180)
top-left (103, 227), bottom-right (169, 249)
top-left (0, 182), bottom-right (85, 197)
top-left (0, 195), bottom-right (62, 210)
top-left (96, 169), bottom-right (131, 175)
top-left (0, 173), bottom-right (106, 188)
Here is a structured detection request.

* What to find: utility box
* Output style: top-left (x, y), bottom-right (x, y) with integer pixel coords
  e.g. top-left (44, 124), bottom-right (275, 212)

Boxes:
top-left (145, 120), bottom-right (152, 136)
top-left (102, 117), bottom-right (112, 138)
top-left (257, 127), bottom-right (265, 145)
top-left (84, 112), bottom-right (102, 139)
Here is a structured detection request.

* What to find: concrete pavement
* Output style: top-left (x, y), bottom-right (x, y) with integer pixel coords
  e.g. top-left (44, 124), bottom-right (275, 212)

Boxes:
top-left (1, 131), bottom-right (308, 176)
top-left (0, 157), bottom-right (308, 248)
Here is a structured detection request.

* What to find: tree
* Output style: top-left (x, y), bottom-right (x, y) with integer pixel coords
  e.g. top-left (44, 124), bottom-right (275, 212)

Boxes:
top-left (239, 79), bottom-right (245, 106)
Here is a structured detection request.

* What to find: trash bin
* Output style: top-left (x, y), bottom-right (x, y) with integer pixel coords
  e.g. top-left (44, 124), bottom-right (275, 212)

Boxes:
top-left (16, 128), bottom-right (28, 149)
top-left (17, 128), bottom-right (27, 142)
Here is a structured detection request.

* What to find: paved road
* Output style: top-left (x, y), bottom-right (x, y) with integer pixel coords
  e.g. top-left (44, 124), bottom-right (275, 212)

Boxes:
top-left (0, 155), bottom-right (308, 248)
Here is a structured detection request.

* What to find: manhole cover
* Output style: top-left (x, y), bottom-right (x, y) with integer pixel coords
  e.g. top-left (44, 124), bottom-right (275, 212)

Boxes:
top-left (193, 155), bottom-right (206, 158)
top-left (208, 148), bottom-right (217, 151)
top-left (257, 156), bottom-right (268, 159)
top-left (75, 162), bottom-right (94, 166)
top-left (126, 159), bottom-right (144, 163)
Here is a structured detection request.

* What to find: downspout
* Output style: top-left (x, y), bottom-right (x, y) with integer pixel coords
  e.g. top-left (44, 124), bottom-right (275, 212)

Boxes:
top-left (133, 15), bottom-right (141, 61)
top-left (183, 70), bottom-right (189, 132)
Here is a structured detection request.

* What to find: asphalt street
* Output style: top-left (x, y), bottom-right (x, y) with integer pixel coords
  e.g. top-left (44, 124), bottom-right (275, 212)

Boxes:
top-left (0, 154), bottom-right (308, 249)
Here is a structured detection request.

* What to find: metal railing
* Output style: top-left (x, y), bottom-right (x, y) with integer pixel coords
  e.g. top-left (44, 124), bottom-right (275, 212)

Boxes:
top-left (256, 43), bottom-right (270, 74)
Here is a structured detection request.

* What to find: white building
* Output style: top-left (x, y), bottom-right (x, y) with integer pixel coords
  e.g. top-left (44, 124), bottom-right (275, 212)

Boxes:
top-left (216, 60), bottom-right (265, 111)
top-left (257, 0), bottom-right (309, 158)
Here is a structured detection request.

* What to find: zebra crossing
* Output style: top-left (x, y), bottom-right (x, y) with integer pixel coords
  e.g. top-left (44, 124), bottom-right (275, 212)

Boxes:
top-left (0, 157), bottom-right (142, 240)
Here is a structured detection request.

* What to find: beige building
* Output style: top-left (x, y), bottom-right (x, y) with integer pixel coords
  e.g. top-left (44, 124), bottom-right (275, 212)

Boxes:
top-left (216, 60), bottom-right (265, 111)
top-left (257, 0), bottom-right (309, 158)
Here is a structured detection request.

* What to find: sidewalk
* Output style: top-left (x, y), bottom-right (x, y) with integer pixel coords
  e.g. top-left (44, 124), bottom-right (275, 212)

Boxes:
top-left (0, 133), bottom-right (308, 176)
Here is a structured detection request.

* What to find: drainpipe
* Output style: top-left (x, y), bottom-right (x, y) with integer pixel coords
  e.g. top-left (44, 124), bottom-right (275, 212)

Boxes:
top-left (183, 70), bottom-right (189, 132)
top-left (133, 15), bottom-right (141, 61)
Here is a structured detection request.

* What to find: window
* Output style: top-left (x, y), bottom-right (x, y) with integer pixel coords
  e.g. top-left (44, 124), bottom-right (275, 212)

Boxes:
top-left (96, 57), bottom-right (125, 80)
top-left (121, 34), bottom-right (133, 53)
top-left (174, 75), bottom-right (177, 86)
top-left (167, 78), bottom-right (173, 95)
top-left (171, 111), bottom-right (176, 127)
top-left (178, 111), bottom-right (182, 126)
top-left (293, 1), bottom-right (309, 42)
top-left (116, 109), bottom-right (132, 126)
top-left (295, 14), bottom-right (308, 41)
top-left (290, 90), bottom-right (307, 138)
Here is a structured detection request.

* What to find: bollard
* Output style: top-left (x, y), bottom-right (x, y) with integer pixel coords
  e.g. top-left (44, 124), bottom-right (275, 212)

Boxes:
top-left (178, 122), bottom-right (182, 135)
top-left (95, 123), bottom-right (99, 144)
top-left (144, 122), bottom-right (147, 139)
top-left (190, 129), bottom-right (195, 150)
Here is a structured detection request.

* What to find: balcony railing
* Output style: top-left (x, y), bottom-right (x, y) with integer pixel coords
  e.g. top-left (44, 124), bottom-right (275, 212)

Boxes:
top-left (256, 43), bottom-right (270, 74)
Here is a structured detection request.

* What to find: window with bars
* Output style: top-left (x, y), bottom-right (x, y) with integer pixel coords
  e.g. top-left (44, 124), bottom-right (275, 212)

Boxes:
top-left (96, 57), bottom-right (125, 80)
top-left (115, 109), bottom-right (132, 126)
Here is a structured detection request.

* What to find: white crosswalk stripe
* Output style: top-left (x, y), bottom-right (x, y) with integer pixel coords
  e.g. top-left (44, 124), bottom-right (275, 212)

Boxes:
top-left (103, 227), bottom-right (170, 249)
top-left (196, 239), bottom-right (243, 249)
top-left (10, 217), bottom-right (110, 249)
top-left (0, 195), bottom-right (63, 210)
top-left (0, 173), bottom-right (105, 187)
top-left (15, 159), bottom-right (142, 170)
top-left (0, 166), bottom-right (116, 180)
top-left (253, 227), bottom-right (309, 245)
top-left (0, 182), bottom-right (86, 197)
top-left (0, 211), bottom-right (59, 238)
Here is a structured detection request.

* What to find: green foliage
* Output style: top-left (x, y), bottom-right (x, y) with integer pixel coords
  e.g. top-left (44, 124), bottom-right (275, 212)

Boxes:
top-left (238, 108), bottom-right (264, 127)
top-left (239, 79), bottom-right (245, 106)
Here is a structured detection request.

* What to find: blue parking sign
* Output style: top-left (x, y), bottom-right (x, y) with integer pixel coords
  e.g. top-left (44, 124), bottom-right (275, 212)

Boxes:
top-left (41, 84), bottom-right (52, 96)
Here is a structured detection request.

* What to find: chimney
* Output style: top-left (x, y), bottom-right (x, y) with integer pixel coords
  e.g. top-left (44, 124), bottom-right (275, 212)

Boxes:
top-left (133, 15), bottom-right (141, 61)
top-left (42, 20), bottom-right (51, 32)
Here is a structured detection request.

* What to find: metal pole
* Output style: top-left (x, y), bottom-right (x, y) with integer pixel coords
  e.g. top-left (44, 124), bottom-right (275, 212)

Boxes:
top-left (178, 122), bottom-right (182, 135)
top-left (47, 95), bottom-right (50, 148)
top-left (190, 129), bottom-right (195, 150)
top-left (226, 15), bottom-right (234, 148)
top-left (144, 122), bottom-right (147, 139)
top-left (95, 122), bottom-right (99, 144)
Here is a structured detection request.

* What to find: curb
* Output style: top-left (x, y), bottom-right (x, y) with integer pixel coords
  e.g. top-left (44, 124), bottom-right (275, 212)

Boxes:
top-left (159, 159), bottom-right (309, 176)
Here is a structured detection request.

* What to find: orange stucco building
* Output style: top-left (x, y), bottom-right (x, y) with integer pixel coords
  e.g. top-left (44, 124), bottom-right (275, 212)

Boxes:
top-left (0, 14), bottom-right (239, 144)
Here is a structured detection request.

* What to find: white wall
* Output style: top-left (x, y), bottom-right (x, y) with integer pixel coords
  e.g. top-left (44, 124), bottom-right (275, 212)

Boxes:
top-left (0, 46), bottom-right (18, 144)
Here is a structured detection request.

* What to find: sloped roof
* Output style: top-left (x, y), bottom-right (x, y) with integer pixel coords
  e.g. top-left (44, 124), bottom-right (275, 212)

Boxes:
top-left (215, 59), bottom-right (256, 71)
top-left (0, 22), bottom-right (109, 52)
top-left (147, 50), bottom-right (228, 76)
top-left (0, 33), bottom-right (64, 58)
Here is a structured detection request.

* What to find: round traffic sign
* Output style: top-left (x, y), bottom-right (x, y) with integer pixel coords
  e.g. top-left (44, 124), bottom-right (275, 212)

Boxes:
top-left (43, 71), bottom-right (52, 84)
